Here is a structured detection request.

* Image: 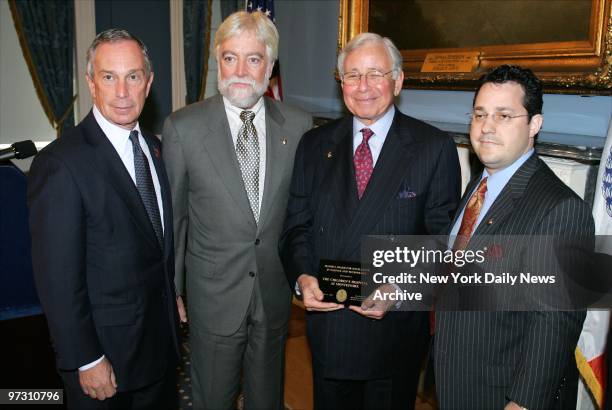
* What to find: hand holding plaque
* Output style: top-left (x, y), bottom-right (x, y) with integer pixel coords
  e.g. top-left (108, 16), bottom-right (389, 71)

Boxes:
top-left (318, 260), bottom-right (368, 306)
top-left (297, 273), bottom-right (344, 312)
top-left (349, 284), bottom-right (398, 320)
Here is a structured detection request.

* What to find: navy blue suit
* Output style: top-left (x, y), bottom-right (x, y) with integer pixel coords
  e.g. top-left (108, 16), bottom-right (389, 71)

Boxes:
top-left (280, 109), bottom-right (461, 409)
top-left (28, 112), bottom-right (179, 408)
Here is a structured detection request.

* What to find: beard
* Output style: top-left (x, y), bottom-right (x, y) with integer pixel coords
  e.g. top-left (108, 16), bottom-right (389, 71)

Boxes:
top-left (218, 74), bottom-right (270, 109)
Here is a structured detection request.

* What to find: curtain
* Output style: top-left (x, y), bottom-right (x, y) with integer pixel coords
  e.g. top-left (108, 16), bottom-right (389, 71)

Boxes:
top-left (9, 0), bottom-right (75, 137)
top-left (183, 0), bottom-right (213, 104)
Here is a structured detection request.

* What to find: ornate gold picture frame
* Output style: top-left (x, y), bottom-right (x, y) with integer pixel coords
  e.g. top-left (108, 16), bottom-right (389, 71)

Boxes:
top-left (338, 0), bottom-right (612, 94)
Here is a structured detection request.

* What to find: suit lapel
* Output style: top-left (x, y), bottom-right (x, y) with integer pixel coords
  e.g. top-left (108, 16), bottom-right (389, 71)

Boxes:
top-left (258, 98), bottom-right (289, 229)
top-left (325, 117), bottom-right (358, 230)
top-left (448, 177), bottom-right (481, 233)
top-left (81, 112), bottom-right (160, 250)
top-left (199, 96), bottom-right (256, 227)
top-left (342, 112), bottom-right (419, 256)
top-left (474, 153), bottom-right (539, 236)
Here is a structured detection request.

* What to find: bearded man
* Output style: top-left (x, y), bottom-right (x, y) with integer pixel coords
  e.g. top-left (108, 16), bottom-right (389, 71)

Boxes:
top-left (162, 10), bottom-right (312, 410)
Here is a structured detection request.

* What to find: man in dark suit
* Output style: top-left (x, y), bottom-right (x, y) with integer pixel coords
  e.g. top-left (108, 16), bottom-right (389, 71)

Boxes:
top-left (163, 11), bottom-right (312, 410)
top-left (28, 29), bottom-right (179, 410)
top-left (280, 32), bottom-right (461, 410)
top-left (434, 65), bottom-right (595, 409)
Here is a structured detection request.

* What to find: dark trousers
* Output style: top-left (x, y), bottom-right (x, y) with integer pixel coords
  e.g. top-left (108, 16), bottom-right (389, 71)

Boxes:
top-left (313, 373), bottom-right (420, 410)
top-left (61, 356), bottom-right (177, 410)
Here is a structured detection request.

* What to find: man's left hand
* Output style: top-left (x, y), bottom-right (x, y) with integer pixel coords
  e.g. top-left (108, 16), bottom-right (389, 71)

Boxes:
top-left (349, 284), bottom-right (397, 320)
top-left (505, 401), bottom-right (524, 410)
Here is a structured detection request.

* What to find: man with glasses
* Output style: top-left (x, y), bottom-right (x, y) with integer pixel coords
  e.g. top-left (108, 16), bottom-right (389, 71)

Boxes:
top-left (434, 65), bottom-right (594, 409)
top-left (280, 32), bottom-right (461, 409)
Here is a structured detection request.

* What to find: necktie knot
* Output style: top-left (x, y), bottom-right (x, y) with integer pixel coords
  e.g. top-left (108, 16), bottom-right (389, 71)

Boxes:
top-left (129, 130), bottom-right (139, 145)
top-left (360, 128), bottom-right (374, 143)
top-left (471, 177), bottom-right (488, 205)
top-left (454, 176), bottom-right (488, 250)
top-left (240, 110), bottom-right (255, 124)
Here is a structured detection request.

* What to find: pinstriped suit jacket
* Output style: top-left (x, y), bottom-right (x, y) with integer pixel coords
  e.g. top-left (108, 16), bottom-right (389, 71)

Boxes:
top-left (280, 109), bottom-right (461, 380)
top-left (435, 153), bottom-right (595, 409)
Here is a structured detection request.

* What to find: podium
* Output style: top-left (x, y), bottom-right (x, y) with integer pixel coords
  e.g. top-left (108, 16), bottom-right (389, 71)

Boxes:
top-left (0, 162), bottom-right (41, 320)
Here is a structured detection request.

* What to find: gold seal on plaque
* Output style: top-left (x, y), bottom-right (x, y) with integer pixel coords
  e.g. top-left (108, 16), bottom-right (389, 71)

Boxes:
top-left (336, 289), bottom-right (347, 303)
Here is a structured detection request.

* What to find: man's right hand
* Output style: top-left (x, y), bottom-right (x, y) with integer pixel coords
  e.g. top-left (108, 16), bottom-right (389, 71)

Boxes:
top-left (177, 295), bottom-right (188, 323)
top-left (78, 357), bottom-right (117, 401)
top-left (297, 274), bottom-right (344, 312)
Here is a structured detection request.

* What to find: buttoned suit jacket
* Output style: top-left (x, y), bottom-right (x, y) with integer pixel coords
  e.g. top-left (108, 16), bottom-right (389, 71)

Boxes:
top-left (28, 111), bottom-right (180, 392)
top-left (163, 95), bottom-right (312, 335)
top-left (280, 109), bottom-right (461, 380)
top-left (435, 153), bottom-right (594, 409)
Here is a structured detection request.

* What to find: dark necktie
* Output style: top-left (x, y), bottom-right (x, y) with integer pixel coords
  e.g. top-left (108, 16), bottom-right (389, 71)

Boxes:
top-left (354, 128), bottom-right (374, 199)
top-left (453, 177), bottom-right (488, 250)
top-left (236, 110), bottom-right (260, 223)
top-left (129, 130), bottom-right (163, 248)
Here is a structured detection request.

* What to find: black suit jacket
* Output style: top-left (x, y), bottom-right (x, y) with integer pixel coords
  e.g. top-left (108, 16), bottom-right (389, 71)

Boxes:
top-left (280, 109), bottom-right (461, 379)
top-left (435, 153), bottom-right (595, 409)
top-left (28, 112), bottom-right (179, 392)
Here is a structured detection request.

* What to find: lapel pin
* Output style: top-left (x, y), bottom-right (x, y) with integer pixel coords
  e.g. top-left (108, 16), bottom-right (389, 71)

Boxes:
top-left (486, 218), bottom-right (494, 225)
top-left (281, 138), bottom-right (287, 145)
top-left (327, 151), bottom-right (333, 159)
top-left (153, 147), bottom-right (161, 159)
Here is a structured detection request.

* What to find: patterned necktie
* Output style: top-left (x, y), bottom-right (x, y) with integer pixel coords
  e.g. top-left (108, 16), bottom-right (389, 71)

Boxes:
top-left (236, 110), bottom-right (260, 223)
top-left (453, 177), bottom-right (488, 250)
top-left (129, 130), bottom-right (163, 248)
top-left (354, 128), bottom-right (374, 199)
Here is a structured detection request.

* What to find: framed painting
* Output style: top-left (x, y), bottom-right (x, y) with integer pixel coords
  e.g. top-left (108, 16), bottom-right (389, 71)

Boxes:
top-left (338, 0), bottom-right (612, 93)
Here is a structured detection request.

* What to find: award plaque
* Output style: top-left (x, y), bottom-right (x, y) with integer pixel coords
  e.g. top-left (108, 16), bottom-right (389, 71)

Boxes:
top-left (318, 260), bottom-right (368, 306)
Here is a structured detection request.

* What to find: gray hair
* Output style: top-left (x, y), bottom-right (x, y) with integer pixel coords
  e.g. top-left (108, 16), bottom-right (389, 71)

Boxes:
top-left (86, 28), bottom-right (152, 79)
top-left (214, 11), bottom-right (279, 62)
top-left (337, 32), bottom-right (402, 79)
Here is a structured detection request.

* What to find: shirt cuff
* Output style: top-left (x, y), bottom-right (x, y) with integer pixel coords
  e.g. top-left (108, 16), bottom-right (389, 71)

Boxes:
top-left (295, 282), bottom-right (302, 296)
top-left (392, 283), bottom-right (403, 309)
top-left (79, 355), bottom-right (105, 371)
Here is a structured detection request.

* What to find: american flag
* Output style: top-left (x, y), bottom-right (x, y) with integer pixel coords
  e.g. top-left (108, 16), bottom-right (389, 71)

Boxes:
top-left (246, 0), bottom-right (283, 101)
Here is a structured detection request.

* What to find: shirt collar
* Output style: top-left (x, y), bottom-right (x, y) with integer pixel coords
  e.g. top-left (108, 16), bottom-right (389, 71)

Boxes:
top-left (352, 105), bottom-right (395, 138)
top-left (93, 105), bottom-right (141, 145)
top-left (479, 148), bottom-right (535, 198)
top-left (222, 96), bottom-right (264, 118)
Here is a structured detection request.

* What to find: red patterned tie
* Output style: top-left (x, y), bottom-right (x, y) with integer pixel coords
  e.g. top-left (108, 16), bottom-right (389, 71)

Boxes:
top-left (354, 128), bottom-right (374, 199)
top-left (453, 177), bottom-right (488, 250)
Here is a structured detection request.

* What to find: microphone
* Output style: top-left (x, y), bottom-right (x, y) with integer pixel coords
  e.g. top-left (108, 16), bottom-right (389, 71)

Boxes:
top-left (0, 140), bottom-right (38, 161)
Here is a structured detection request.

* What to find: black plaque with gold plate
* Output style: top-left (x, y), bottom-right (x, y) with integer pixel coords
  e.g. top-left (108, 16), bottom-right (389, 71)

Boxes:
top-left (318, 260), bottom-right (368, 306)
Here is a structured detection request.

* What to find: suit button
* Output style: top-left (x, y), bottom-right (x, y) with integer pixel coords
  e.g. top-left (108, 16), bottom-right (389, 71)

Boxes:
top-left (319, 227), bottom-right (324, 235)
top-left (249, 271), bottom-right (255, 277)
top-left (255, 238), bottom-right (261, 245)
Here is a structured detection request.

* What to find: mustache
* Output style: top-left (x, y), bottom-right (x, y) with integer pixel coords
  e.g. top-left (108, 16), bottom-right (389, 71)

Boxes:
top-left (223, 76), bottom-right (257, 87)
top-left (476, 134), bottom-right (500, 144)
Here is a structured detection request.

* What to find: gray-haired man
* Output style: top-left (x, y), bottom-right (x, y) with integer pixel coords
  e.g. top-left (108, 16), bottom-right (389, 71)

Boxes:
top-left (163, 10), bottom-right (312, 410)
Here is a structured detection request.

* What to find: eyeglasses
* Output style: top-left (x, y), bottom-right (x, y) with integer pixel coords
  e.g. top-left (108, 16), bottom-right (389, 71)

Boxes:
top-left (468, 111), bottom-right (530, 124)
top-left (341, 70), bottom-right (395, 86)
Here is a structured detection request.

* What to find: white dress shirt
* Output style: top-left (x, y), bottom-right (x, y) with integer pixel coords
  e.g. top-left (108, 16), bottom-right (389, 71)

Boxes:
top-left (80, 106), bottom-right (165, 372)
top-left (352, 105), bottom-right (395, 166)
top-left (223, 96), bottom-right (267, 213)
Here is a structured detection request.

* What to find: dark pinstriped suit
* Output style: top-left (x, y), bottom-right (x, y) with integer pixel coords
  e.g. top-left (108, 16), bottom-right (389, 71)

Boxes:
top-left (280, 109), bottom-right (461, 409)
top-left (435, 153), bottom-right (594, 409)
